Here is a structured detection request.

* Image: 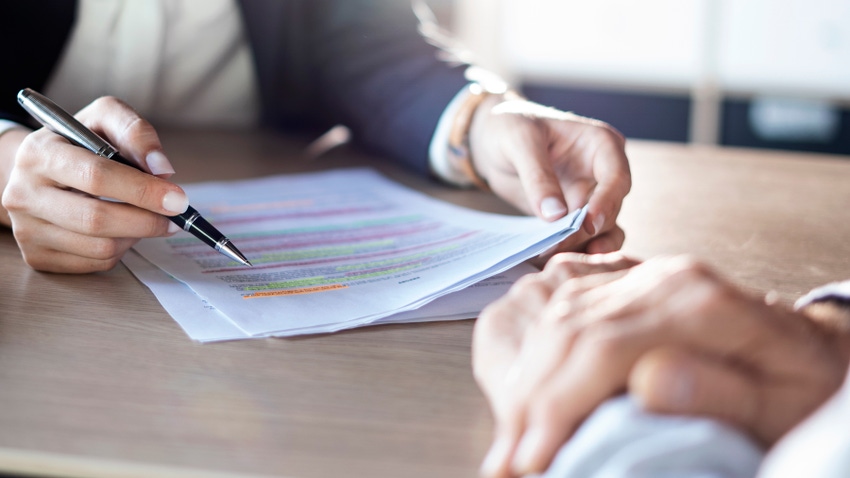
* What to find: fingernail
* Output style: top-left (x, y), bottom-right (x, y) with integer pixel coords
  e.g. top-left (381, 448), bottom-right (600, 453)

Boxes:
top-left (162, 190), bottom-right (189, 215)
top-left (480, 437), bottom-right (512, 477)
top-left (540, 197), bottom-right (567, 220)
top-left (592, 213), bottom-right (605, 235)
top-left (511, 428), bottom-right (546, 474)
top-left (764, 290), bottom-right (779, 305)
top-left (146, 151), bottom-right (175, 176)
top-left (167, 221), bottom-right (181, 234)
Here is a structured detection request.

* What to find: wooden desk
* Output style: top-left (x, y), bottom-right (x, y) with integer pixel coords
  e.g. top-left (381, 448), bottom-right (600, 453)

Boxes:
top-left (0, 131), bottom-right (848, 477)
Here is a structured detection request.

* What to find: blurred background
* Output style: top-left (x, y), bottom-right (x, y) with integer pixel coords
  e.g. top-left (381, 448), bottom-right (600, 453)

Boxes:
top-left (424, 0), bottom-right (850, 155)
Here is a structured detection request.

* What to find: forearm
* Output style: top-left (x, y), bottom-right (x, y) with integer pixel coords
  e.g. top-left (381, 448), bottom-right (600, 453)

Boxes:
top-left (307, 0), bottom-right (469, 173)
top-left (0, 127), bottom-right (29, 227)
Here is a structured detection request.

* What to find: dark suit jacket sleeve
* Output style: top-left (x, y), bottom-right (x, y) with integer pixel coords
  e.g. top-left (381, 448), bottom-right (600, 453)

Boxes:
top-left (3, 0), bottom-right (469, 175)
top-left (242, 0), bottom-right (470, 174)
top-left (0, 1), bottom-right (77, 125)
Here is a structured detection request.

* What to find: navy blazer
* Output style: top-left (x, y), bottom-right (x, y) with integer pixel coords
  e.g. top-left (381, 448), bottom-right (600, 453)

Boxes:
top-left (0, 0), bottom-right (469, 173)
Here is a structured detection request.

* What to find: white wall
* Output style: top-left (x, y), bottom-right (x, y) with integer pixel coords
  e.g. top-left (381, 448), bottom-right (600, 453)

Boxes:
top-left (717, 0), bottom-right (850, 98)
top-left (454, 0), bottom-right (850, 143)
top-left (458, 0), bottom-right (850, 97)
top-left (499, 0), bottom-right (708, 90)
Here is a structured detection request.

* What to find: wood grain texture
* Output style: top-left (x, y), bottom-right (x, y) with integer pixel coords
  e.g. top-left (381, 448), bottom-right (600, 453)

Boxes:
top-left (619, 141), bottom-right (850, 304)
top-left (0, 130), bottom-right (847, 477)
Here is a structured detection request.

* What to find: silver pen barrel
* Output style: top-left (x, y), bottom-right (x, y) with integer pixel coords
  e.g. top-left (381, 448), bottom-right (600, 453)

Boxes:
top-left (17, 88), bottom-right (119, 159)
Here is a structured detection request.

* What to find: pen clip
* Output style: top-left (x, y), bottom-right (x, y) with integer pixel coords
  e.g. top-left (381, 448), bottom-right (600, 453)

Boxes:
top-left (17, 88), bottom-right (119, 159)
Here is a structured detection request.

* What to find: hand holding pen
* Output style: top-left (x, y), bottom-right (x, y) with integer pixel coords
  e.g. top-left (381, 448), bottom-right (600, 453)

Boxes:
top-left (0, 91), bottom-right (250, 273)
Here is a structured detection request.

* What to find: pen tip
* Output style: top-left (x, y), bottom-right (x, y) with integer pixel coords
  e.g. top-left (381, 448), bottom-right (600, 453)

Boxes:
top-left (217, 239), bottom-right (252, 268)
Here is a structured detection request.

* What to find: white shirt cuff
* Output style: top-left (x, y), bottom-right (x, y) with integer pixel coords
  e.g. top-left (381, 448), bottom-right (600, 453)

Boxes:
top-left (428, 85), bottom-right (476, 188)
top-left (795, 280), bottom-right (850, 310)
top-left (0, 120), bottom-right (27, 137)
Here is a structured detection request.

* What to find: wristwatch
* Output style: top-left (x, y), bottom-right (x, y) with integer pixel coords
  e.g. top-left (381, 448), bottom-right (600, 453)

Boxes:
top-left (447, 82), bottom-right (494, 191)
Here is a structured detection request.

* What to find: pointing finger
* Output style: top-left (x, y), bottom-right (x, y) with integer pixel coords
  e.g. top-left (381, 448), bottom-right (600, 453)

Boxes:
top-left (75, 96), bottom-right (176, 177)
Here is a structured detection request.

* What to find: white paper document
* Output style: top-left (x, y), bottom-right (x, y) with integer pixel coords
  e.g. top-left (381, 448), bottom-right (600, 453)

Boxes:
top-left (124, 250), bottom-right (536, 342)
top-left (126, 168), bottom-right (586, 340)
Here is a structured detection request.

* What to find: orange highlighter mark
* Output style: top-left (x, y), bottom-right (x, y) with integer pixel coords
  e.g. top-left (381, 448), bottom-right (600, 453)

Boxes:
top-left (243, 284), bottom-right (348, 299)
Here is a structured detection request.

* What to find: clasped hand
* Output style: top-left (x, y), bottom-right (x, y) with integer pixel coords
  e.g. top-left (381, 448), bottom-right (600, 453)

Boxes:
top-left (473, 253), bottom-right (849, 477)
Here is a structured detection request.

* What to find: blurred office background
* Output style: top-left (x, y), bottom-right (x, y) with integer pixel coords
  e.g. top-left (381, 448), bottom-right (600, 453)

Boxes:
top-left (424, 0), bottom-right (850, 155)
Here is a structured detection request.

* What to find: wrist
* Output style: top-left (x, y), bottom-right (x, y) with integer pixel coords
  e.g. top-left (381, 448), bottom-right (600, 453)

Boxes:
top-left (446, 84), bottom-right (498, 191)
top-left (446, 78), bottom-right (523, 191)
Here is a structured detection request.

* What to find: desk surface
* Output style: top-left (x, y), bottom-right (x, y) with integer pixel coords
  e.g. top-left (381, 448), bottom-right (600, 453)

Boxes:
top-left (0, 131), bottom-right (848, 478)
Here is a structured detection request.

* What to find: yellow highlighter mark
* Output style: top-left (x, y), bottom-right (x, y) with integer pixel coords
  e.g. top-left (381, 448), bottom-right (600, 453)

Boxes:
top-left (243, 284), bottom-right (348, 299)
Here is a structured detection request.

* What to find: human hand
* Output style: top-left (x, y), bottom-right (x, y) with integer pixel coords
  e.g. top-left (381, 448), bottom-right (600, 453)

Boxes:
top-left (469, 96), bottom-right (630, 255)
top-left (0, 96), bottom-right (188, 273)
top-left (473, 252), bottom-right (639, 417)
top-left (473, 255), bottom-right (849, 478)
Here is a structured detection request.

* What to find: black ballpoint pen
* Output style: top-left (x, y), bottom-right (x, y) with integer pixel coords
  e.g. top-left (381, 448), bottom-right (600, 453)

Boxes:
top-left (17, 88), bottom-right (252, 267)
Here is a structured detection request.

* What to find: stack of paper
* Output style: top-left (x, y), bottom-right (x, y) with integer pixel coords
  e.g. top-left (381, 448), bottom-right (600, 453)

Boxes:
top-left (124, 168), bottom-right (586, 342)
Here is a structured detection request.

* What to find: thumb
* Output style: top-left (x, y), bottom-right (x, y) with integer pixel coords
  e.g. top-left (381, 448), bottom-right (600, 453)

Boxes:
top-left (629, 348), bottom-right (760, 434)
